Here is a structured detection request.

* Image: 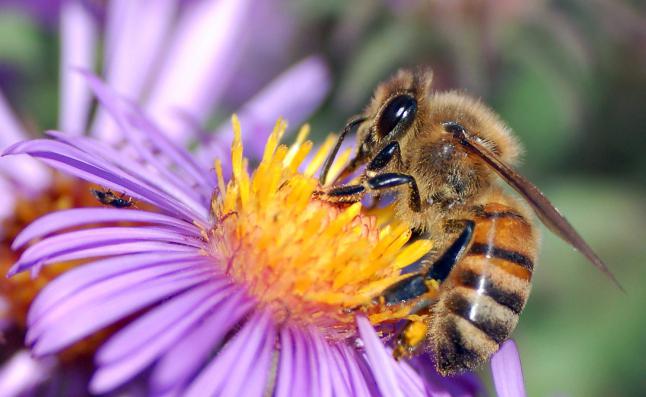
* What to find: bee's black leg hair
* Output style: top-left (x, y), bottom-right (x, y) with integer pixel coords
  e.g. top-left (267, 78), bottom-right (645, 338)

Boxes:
top-left (376, 220), bottom-right (475, 306)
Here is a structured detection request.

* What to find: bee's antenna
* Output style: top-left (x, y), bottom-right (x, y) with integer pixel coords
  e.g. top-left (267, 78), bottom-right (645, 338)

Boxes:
top-left (318, 117), bottom-right (366, 186)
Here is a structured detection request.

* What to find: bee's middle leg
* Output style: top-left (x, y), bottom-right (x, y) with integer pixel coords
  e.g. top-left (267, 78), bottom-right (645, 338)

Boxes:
top-left (314, 172), bottom-right (422, 211)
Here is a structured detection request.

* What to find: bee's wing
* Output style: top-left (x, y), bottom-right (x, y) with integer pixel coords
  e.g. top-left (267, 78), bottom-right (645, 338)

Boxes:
top-left (455, 133), bottom-right (624, 291)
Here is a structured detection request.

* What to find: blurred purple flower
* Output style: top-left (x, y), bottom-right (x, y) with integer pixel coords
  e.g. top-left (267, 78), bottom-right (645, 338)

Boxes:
top-left (4, 73), bottom-right (526, 396)
top-left (0, 0), bottom-right (64, 25)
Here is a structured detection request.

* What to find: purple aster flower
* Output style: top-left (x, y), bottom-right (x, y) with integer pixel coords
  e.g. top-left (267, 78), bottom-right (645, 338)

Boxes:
top-left (4, 75), bottom-right (526, 396)
top-left (1, 1), bottom-right (330, 395)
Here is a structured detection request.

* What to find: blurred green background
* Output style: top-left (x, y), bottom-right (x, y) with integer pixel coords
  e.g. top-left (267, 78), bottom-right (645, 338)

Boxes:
top-left (1, 1), bottom-right (644, 396)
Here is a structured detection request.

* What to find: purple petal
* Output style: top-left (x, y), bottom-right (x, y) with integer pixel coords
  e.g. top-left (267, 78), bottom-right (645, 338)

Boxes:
top-left (145, 0), bottom-right (253, 143)
top-left (204, 56), bottom-right (330, 162)
top-left (97, 282), bottom-right (232, 364)
top-left (0, 350), bottom-right (55, 396)
top-left (93, 0), bottom-right (176, 142)
top-left (184, 311), bottom-right (275, 397)
top-left (243, 321), bottom-right (278, 397)
top-left (274, 327), bottom-right (295, 397)
top-left (337, 344), bottom-right (373, 397)
top-left (28, 252), bottom-right (206, 325)
top-left (0, 91), bottom-right (50, 193)
top-left (16, 241), bottom-right (197, 278)
top-left (90, 283), bottom-right (233, 393)
top-left (29, 269), bottom-right (212, 353)
top-left (218, 312), bottom-right (275, 397)
top-left (357, 315), bottom-right (405, 397)
top-left (58, 0), bottom-right (97, 134)
top-left (491, 340), bottom-right (526, 397)
top-left (0, 90), bottom-right (30, 146)
top-left (293, 329), bottom-right (313, 395)
top-left (80, 73), bottom-right (215, 196)
top-left (3, 139), bottom-right (207, 223)
top-left (275, 327), bottom-right (314, 397)
top-left (48, 128), bottom-right (211, 212)
top-left (151, 293), bottom-right (256, 393)
top-left (325, 344), bottom-right (355, 396)
top-left (12, 208), bottom-right (200, 250)
top-left (26, 261), bottom-right (205, 338)
top-left (28, 262), bottom-right (211, 334)
top-left (402, 355), bottom-right (448, 397)
top-left (310, 332), bottom-right (334, 397)
top-left (11, 226), bottom-right (203, 275)
top-left (305, 330), bottom-right (328, 397)
top-left (390, 353), bottom-right (426, 397)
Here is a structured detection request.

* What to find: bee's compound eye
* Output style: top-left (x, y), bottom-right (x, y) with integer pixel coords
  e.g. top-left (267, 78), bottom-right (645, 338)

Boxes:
top-left (377, 94), bottom-right (417, 137)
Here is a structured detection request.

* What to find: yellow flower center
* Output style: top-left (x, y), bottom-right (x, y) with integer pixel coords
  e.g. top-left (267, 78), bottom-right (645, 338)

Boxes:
top-left (204, 117), bottom-right (433, 340)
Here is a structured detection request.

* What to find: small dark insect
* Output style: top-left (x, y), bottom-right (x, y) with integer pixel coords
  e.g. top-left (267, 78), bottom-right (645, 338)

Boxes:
top-left (91, 188), bottom-right (134, 208)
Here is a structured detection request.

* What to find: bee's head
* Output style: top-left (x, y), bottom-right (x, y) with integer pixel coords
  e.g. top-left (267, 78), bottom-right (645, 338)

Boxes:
top-left (354, 68), bottom-right (433, 161)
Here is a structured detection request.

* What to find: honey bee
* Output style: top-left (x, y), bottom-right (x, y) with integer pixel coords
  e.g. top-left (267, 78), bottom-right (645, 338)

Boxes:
top-left (91, 188), bottom-right (134, 208)
top-left (314, 69), bottom-right (621, 375)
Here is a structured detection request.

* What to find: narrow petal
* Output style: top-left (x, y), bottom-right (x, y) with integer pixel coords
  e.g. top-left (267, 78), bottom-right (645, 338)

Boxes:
top-left (90, 283), bottom-right (232, 393)
top-left (11, 226), bottom-right (203, 274)
top-left (29, 270), bottom-right (212, 353)
top-left (59, 0), bottom-right (97, 134)
top-left (151, 294), bottom-right (256, 393)
top-left (310, 333), bottom-right (333, 397)
top-left (337, 344), bottom-right (374, 397)
top-left (491, 340), bottom-right (526, 397)
top-left (391, 354), bottom-right (427, 397)
top-left (28, 262), bottom-right (212, 333)
top-left (184, 311), bottom-right (275, 397)
top-left (275, 327), bottom-right (313, 397)
top-left (13, 241), bottom-right (197, 277)
top-left (12, 208), bottom-right (200, 250)
top-left (292, 329), bottom-right (313, 395)
top-left (4, 139), bottom-right (206, 222)
top-left (28, 252), bottom-right (205, 324)
top-left (93, 0), bottom-right (176, 142)
top-left (357, 315), bottom-right (405, 397)
top-left (0, 91), bottom-right (50, 193)
top-left (145, 0), bottom-right (253, 143)
top-left (81, 73), bottom-right (215, 196)
top-left (218, 313), bottom-right (275, 397)
top-left (243, 324), bottom-right (278, 397)
top-left (97, 283), bottom-right (232, 364)
top-left (326, 344), bottom-right (355, 396)
top-left (305, 330), bottom-right (328, 397)
top-left (274, 327), bottom-right (295, 397)
top-left (204, 56), bottom-right (330, 162)
top-left (48, 129), bottom-right (211, 212)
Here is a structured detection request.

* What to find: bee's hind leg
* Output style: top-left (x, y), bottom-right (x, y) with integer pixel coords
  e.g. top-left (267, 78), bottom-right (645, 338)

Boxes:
top-left (373, 221), bottom-right (476, 358)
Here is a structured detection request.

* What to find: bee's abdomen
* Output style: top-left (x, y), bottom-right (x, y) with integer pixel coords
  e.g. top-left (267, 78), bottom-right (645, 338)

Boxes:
top-left (431, 203), bottom-right (537, 375)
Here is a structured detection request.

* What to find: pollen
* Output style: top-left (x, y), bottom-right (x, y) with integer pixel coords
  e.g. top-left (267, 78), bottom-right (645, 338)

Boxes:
top-left (205, 116), bottom-right (433, 339)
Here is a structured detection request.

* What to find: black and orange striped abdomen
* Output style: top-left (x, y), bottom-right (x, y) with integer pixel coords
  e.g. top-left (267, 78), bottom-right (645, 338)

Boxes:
top-left (430, 202), bottom-right (538, 375)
